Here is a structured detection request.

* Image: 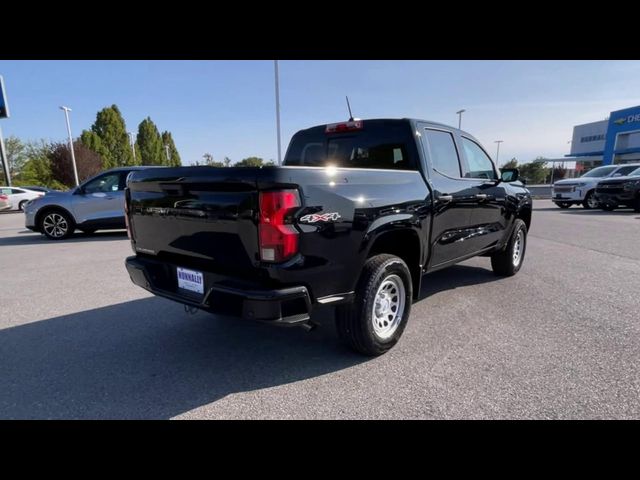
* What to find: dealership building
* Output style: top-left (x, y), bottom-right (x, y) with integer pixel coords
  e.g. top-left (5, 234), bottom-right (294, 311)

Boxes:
top-left (565, 105), bottom-right (640, 169)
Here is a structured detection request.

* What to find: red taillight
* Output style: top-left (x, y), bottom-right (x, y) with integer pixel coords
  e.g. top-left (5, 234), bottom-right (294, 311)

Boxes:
top-left (259, 190), bottom-right (301, 262)
top-left (325, 120), bottom-right (363, 133)
top-left (0, 194), bottom-right (7, 200)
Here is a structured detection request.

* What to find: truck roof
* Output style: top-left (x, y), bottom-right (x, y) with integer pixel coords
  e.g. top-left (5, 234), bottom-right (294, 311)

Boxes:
top-left (295, 117), bottom-right (480, 143)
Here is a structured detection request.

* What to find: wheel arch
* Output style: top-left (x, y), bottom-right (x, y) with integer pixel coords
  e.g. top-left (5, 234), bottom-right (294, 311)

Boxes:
top-left (35, 205), bottom-right (76, 230)
top-left (364, 228), bottom-right (422, 299)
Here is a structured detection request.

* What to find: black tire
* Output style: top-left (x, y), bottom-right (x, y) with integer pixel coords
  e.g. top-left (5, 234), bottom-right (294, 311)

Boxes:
top-left (39, 209), bottom-right (75, 240)
top-left (582, 191), bottom-right (598, 209)
top-left (557, 202), bottom-right (571, 209)
top-left (335, 254), bottom-right (413, 356)
top-left (634, 197), bottom-right (640, 213)
top-left (491, 219), bottom-right (527, 277)
top-left (19, 200), bottom-right (29, 211)
top-left (601, 205), bottom-right (616, 212)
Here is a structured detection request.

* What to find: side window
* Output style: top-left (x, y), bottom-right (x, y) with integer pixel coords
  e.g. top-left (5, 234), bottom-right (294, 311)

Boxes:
top-left (461, 137), bottom-right (497, 180)
top-left (11, 188), bottom-right (25, 194)
top-left (1, 188), bottom-right (11, 195)
top-left (424, 129), bottom-right (462, 178)
top-left (83, 173), bottom-right (121, 194)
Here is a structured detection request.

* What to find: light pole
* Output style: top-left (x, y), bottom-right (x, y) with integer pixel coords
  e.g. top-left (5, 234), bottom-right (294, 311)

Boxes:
top-left (128, 132), bottom-right (136, 164)
top-left (494, 140), bottom-right (504, 165)
top-left (456, 109), bottom-right (466, 130)
top-left (274, 60), bottom-right (282, 166)
top-left (164, 144), bottom-right (170, 163)
top-left (59, 106), bottom-right (79, 187)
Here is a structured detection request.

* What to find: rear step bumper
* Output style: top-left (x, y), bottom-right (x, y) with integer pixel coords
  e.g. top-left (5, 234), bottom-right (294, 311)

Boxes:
top-left (125, 256), bottom-right (312, 326)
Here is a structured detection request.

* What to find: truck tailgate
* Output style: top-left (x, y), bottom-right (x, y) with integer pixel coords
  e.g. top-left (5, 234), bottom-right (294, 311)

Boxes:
top-left (126, 167), bottom-right (261, 275)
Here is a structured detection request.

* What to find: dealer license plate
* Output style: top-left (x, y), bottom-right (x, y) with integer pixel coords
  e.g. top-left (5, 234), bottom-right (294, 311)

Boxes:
top-left (177, 267), bottom-right (204, 295)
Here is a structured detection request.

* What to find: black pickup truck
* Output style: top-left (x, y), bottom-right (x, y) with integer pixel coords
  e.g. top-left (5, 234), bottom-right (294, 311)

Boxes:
top-left (125, 118), bottom-right (532, 356)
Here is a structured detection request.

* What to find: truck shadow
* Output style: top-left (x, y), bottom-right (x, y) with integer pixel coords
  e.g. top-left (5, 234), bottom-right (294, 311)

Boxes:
top-left (0, 297), bottom-right (362, 419)
top-left (0, 230), bottom-right (127, 246)
top-left (417, 264), bottom-right (499, 300)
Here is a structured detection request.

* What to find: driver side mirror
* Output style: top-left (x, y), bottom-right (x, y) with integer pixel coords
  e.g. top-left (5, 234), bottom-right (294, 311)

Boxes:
top-left (500, 168), bottom-right (519, 183)
top-left (74, 186), bottom-right (85, 195)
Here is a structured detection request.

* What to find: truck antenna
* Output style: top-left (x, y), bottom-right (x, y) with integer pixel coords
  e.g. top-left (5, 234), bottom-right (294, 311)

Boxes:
top-left (346, 96), bottom-right (354, 121)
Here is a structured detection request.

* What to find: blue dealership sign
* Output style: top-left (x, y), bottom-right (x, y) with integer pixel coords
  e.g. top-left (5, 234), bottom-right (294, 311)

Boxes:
top-left (0, 76), bottom-right (9, 119)
top-left (602, 105), bottom-right (640, 165)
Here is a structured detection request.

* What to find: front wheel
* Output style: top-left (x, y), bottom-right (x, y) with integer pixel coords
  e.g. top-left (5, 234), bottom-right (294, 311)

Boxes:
top-left (491, 219), bottom-right (527, 277)
top-left (583, 191), bottom-right (598, 209)
top-left (40, 210), bottom-right (75, 240)
top-left (336, 254), bottom-right (413, 356)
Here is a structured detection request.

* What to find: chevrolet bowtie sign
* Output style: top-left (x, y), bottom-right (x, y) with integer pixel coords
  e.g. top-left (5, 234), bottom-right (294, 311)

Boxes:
top-left (613, 113), bottom-right (640, 126)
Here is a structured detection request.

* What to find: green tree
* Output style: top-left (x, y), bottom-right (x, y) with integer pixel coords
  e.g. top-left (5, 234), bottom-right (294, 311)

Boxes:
top-left (161, 131), bottom-right (181, 166)
top-left (15, 140), bottom-right (67, 190)
top-left (3, 136), bottom-right (27, 177)
top-left (502, 158), bottom-right (518, 169)
top-left (235, 156), bottom-right (269, 167)
top-left (518, 157), bottom-right (549, 184)
top-left (80, 105), bottom-right (132, 168)
top-left (223, 156), bottom-right (232, 167)
top-left (137, 117), bottom-right (164, 166)
top-left (196, 153), bottom-right (224, 167)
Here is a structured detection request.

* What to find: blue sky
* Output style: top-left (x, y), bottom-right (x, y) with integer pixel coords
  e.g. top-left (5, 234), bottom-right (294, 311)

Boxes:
top-left (1, 60), bottom-right (639, 166)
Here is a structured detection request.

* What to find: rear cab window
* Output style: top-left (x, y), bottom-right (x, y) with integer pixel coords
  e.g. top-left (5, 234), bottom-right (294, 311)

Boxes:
top-left (284, 120), bottom-right (419, 170)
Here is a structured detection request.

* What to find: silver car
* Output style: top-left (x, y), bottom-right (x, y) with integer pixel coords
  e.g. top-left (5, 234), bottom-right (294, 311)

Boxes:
top-left (24, 167), bottom-right (155, 240)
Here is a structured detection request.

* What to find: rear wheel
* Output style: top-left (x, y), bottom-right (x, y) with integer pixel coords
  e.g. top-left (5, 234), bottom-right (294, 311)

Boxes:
top-left (40, 210), bottom-right (75, 240)
top-left (583, 191), bottom-right (598, 209)
top-left (19, 200), bottom-right (29, 211)
top-left (335, 254), bottom-right (412, 356)
top-left (491, 219), bottom-right (527, 277)
top-left (556, 202), bottom-right (571, 209)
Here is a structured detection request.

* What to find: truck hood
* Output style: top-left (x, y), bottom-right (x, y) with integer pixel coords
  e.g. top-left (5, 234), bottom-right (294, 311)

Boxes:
top-left (553, 178), bottom-right (597, 186)
top-left (598, 175), bottom-right (640, 185)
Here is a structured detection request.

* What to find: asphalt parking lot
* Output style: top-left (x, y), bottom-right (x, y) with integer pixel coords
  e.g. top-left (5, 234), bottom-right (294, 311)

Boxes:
top-left (1, 200), bottom-right (639, 419)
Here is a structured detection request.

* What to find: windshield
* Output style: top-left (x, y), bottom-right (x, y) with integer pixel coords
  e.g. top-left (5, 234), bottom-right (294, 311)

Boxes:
top-left (629, 167), bottom-right (640, 177)
top-left (581, 166), bottom-right (616, 178)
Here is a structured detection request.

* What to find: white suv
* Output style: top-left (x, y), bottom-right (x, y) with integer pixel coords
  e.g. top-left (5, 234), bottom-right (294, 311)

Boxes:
top-left (552, 164), bottom-right (640, 209)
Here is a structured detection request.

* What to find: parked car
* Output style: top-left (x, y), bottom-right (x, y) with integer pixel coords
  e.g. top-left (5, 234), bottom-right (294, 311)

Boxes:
top-left (24, 167), bottom-right (156, 239)
top-left (20, 185), bottom-right (59, 194)
top-left (125, 118), bottom-right (533, 356)
top-left (0, 193), bottom-right (11, 211)
top-left (551, 163), bottom-right (640, 209)
top-left (0, 186), bottom-right (45, 211)
top-left (595, 167), bottom-right (640, 212)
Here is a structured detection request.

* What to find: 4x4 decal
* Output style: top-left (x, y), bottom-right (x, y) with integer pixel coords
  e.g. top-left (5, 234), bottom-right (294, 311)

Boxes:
top-left (299, 212), bottom-right (341, 223)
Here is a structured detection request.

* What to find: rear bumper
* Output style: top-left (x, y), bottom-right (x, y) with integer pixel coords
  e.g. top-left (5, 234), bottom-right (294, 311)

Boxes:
top-left (125, 256), bottom-right (312, 326)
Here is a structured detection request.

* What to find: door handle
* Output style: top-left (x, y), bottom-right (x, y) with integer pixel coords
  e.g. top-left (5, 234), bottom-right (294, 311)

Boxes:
top-left (438, 195), bottom-right (453, 203)
top-left (475, 194), bottom-right (488, 200)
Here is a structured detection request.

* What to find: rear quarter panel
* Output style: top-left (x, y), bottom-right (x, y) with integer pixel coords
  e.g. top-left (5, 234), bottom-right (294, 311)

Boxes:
top-left (262, 167), bottom-right (431, 299)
